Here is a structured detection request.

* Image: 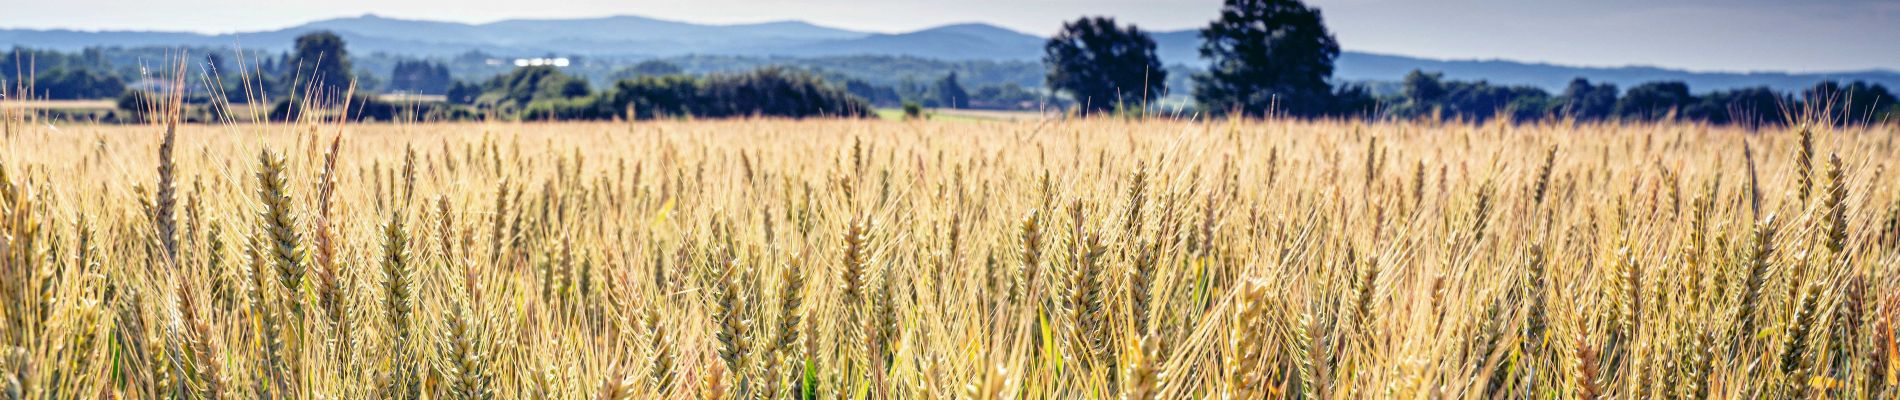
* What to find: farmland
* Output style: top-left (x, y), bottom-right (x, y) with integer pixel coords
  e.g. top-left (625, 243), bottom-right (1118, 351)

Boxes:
top-left (0, 117), bottom-right (1896, 398)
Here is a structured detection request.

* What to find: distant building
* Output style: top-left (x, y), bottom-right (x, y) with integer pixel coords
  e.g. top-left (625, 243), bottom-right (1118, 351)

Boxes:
top-left (512, 58), bottom-right (571, 68)
top-left (127, 79), bottom-right (201, 96)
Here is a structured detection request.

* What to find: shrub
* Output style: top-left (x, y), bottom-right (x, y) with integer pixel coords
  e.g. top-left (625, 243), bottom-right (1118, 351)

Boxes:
top-left (903, 101), bottom-right (923, 119)
top-left (595, 67), bottom-right (872, 120)
top-left (115, 90), bottom-right (160, 123)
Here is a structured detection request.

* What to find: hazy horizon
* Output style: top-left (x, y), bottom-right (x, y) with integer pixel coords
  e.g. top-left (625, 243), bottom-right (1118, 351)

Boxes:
top-left (5, 0), bottom-right (1897, 73)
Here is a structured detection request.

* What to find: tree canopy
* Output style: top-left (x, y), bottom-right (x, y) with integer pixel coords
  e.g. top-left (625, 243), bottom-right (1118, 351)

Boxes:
top-left (521, 67), bottom-right (873, 121)
top-left (1615, 81), bottom-right (1694, 121)
top-left (1044, 16), bottom-right (1167, 115)
top-left (1555, 79), bottom-right (1619, 121)
top-left (1376, 71), bottom-right (1893, 126)
top-left (284, 31), bottom-right (354, 101)
top-left (1, 47), bottom-right (125, 100)
top-left (388, 60), bottom-right (452, 95)
top-left (1391, 70), bottom-right (1551, 122)
top-left (933, 72), bottom-right (970, 109)
top-left (479, 65), bottom-right (592, 110)
top-left (611, 60), bottom-right (686, 81)
top-left (1804, 81), bottom-right (1899, 125)
top-left (1193, 0), bottom-right (1340, 117)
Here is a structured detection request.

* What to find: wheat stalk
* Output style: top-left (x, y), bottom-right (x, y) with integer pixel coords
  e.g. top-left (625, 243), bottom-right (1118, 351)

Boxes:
top-left (379, 211), bottom-right (417, 399)
top-left (0, 115), bottom-right (1894, 398)
top-left (254, 149), bottom-right (304, 315)
top-left (1795, 127), bottom-right (1816, 204)
top-left (154, 115), bottom-right (179, 262)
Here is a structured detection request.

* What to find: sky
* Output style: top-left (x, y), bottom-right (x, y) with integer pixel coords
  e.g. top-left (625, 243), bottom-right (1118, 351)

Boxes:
top-left (4, 0), bottom-right (1897, 72)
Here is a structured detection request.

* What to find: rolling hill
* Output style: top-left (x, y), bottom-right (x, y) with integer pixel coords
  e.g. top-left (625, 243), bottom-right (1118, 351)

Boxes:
top-left (3, 14), bottom-right (1895, 93)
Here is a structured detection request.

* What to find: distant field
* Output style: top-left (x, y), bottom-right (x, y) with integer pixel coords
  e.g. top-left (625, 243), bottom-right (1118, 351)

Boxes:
top-left (0, 118), bottom-right (1894, 398)
top-left (377, 93), bottom-right (447, 103)
top-left (0, 96), bottom-right (445, 112)
top-left (0, 99), bottom-right (115, 110)
top-left (3, 101), bottom-right (1053, 123)
top-left (873, 107), bottom-right (1056, 121)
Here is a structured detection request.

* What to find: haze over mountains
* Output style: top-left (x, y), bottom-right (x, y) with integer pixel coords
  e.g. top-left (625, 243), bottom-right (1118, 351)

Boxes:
top-left (4, 14), bottom-right (1896, 93)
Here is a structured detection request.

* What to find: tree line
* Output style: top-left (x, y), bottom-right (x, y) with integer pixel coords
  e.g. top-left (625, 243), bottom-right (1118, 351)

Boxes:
top-left (1041, 0), bottom-right (1898, 124)
top-left (1, 47), bottom-right (126, 100)
top-left (135, 32), bottom-right (865, 122)
top-left (471, 65), bottom-right (873, 121)
top-left (1370, 71), bottom-right (1896, 125)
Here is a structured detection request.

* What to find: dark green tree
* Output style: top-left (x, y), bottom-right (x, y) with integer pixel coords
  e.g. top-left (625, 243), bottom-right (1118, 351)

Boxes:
top-left (1554, 78), bottom-right (1618, 121)
top-left (481, 66), bottom-right (590, 109)
top-left (601, 75), bottom-right (701, 119)
top-left (32, 68), bottom-right (124, 100)
top-left (388, 60), bottom-right (452, 95)
top-left (841, 78), bottom-right (902, 107)
top-left (1193, 0), bottom-right (1339, 117)
top-left (579, 67), bottom-right (872, 121)
top-left (611, 60), bottom-right (685, 80)
top-left (444, 80), bottom-right (480, 105)
top-left (1, 47), bottom-right (112, 77)
top-left (1615, 81), bottom-right (1693, 121)
top-left (115, 90), bottom-right (159, 123)
top-left (933, 72), bottom-right (970, 109)
top-left (903, 101), bottom-right (924, 119)
top-left (1802, 81), bottom-right (1897, 125)
top-left (1330, 83), bottom-right (1379, 118)
top-left (284, 31), bottom-right (354, 101)
top-left (1685, 87), bottom-right (1787, 126)
top-left (204, 52), bottom-right (226, 74)
top-left (1, 47), bottom-right (125, 100)
top-left (1393, 70), bottom-right (1551, 123)
top-left (1044, 16), bottom-right (1166, 115)
top-left (1401, 70), bottom-right (1447, 105)
top-left (698, 67), bottom-right (873, 118)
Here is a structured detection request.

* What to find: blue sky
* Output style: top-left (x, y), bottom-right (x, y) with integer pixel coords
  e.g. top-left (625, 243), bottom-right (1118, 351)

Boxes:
top-left (5, 0), bottom-right (1897, 72)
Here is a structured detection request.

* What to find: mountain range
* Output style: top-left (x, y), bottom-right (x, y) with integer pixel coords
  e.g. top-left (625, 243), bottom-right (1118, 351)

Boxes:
top-left (4, 14), bottom-right (1897, 93)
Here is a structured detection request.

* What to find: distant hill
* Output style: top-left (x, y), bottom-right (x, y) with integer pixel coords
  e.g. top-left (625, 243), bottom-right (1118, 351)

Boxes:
top-left (1332, 51), bottom-right (1900, 94)
top-left (766, 23), bottom-right (1045, 60)
top-left (0, 14), bottom-right (875, 57)
top-left (1145, 29), bottom-right (1900, 93)
top-left (1150, 30), bottom-right (1203, 67)
top-left (4, 14), bottom-right (1895, 93)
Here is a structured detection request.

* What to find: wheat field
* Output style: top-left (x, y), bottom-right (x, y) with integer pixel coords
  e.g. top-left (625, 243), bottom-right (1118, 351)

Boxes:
top-left (0, 117), bottom-right (1896, 398)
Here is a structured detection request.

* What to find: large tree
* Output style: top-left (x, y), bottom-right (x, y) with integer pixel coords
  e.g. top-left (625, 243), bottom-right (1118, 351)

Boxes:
top-left (1615, 81), bottom-right (1693, 121)
top-left (1803, 81), bottom-right (1898, 125)
top-left (1555, 78), bottom-right (1619, 121)
top-left (284, 31), bottom-right (354, 100)
top-left (1044, 16), bottom-right (1166, 115)
top-left (933, 72), bottom-right (970, 109)
top-left (1193, 0), bottom-right (1339, 117)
